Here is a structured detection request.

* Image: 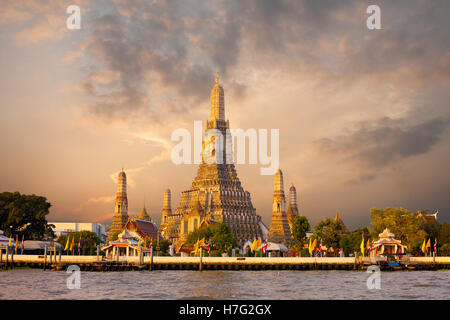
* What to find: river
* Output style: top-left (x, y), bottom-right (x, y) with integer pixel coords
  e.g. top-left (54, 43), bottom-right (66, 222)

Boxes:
top-left (0, 269), bottom-right (448, 299)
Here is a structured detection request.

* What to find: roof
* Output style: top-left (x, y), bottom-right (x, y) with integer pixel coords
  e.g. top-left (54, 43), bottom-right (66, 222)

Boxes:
top-left (124, 218), bottom-right (159, 240)
top-left (23, 241), bottom-right (63, 250)
top-left (138, 204), bottom-right (151, 221)
top-left (257, 242), bottom-right (288, 252)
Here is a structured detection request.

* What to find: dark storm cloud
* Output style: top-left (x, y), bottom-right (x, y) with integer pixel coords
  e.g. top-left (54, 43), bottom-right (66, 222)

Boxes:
top-left (79, 0), bottom-right (359, 120)
top-left (77, 0), bottom-right (450, 121)
top-left (314, 115), bottom-right (450, 178)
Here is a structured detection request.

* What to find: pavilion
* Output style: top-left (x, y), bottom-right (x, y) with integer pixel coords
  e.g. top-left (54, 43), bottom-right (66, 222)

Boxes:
top-left (371, 228), bottom-right (407, 256)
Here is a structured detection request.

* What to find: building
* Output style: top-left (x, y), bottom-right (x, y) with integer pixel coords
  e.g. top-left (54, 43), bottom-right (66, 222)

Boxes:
top-left (107, 169), bottom-right (129, 242)
top-left (102, 217), bottom-right (160, 258)
top-left (371, 228), bottom-right (407, 256)
top-left (159, 73), bottom-right (265, 249)
top-left (334, 212), bottom-right (349, 234)
top-left (286, 184), bottom-right (299, 231)
top-left (137, 203), bottom-right (151, 221)
top-left (159, 187), bottom-right (172, 237)
top-left (268, 169), bottom-right (292, 246)
top-left (50, 222), bottom-right (107, 242)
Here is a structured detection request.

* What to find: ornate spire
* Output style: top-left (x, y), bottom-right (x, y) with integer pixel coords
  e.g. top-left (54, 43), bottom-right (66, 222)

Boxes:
top-left (210, 72), bottom-right (225, 121)
top-left (138, 203), bottom-right (151, 221)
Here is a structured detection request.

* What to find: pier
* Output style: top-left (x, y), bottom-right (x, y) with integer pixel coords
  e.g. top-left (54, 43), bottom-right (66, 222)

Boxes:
top-left (1, 254), bottom-right (449, 272)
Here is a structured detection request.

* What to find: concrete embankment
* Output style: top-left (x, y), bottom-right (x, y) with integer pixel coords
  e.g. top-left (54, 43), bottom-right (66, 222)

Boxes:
top-left (1, 255), bottom-right (449, 271)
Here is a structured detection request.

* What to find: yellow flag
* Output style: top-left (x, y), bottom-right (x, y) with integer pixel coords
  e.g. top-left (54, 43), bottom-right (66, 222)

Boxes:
top-left (425, 238), bottom-right (431, 251)
top-left (193, 239), bottom-right (199, 253)
top-left (199, 238), bottom-right (205, 247)
top-left (8, 235), bottom-right (12, 247)
top-left (64, 236), bottom-right (70, 251)
top-left (360, 235), bottom-right (365, 255)
top-left (311, 239), bottom-right (317, 251)
top-left (250, 238), bottom-right (257, 252)
top-left (421, 239), bottom-right (426, 253)
top-left (256, 237), bottom-right (262, 249)
top-left (308, 238), bottom-right (312, 254)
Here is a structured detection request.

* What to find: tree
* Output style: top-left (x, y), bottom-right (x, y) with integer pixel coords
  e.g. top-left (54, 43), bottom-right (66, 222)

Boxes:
top-left (291, 216), bottom-right (310, 244)
top-left (313, 218), bottom-right (345, 250)
top-left (438, 223), bottom-right (450, 247)
top-left (57, 231), bottom-right (101, 255)
top-left (369, 207), bottom-right (426, 251)
top-left (340, 227), bottom-right (371, 256)
top-left (0, 192), bottom-right (54, 240)
top-left (186, 223), bottom-right (237, 253)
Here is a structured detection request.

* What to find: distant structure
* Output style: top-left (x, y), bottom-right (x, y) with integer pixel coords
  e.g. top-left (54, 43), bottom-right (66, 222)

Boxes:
top-left (159, 187), bottom-right (172, 237)
top-left (102, 217), bottom-right (160, 258)
top-left (286, 184), bottom-right (299, 231)
top-left (268, 169), bottom-right (292, 245)
top-left (138, 203), bottom-right (151, 221)
top-left (334, 212), bottom-right (349, 234)
top-left (50, 222), bottom-right (107, 242)
top-left (417, 210), bottom-right (438, 222)
top-left (107, 169), bottom-right (129, 242)
top-left (159, 73), bottom-right (265, 249)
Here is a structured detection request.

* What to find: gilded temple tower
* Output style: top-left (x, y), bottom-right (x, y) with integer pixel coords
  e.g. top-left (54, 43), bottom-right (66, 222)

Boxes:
top-left (268, 169), bottom-right (292, 245)
top-left (107, 169), bottom-right (129, 241)
top-left (160, 187), bottom-right (172, 237)
top-left (160, 74), bottom-right (266, 248)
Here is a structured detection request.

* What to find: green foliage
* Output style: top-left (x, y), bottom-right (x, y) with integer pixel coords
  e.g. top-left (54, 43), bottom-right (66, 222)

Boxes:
top-left (109, 231), bottom-right (121, 242)
top-left (0, 192), bottom-right (54, 240)
top-left (186, 223), bottom-right (237, 252)
top-left (439, 243), bottom-right (450, 256)
top-left (57, 231), bottom-right (101, 255)
top-left (438, 223), bottom-right (450, 246)
top-left (370, 207), bottom-right (427, 251)
top-left (291, 216), bottom-right (310, 243)
top-left (313, 218), bottom-right (346, 249)
top-left (339, 227), bottom-right (371, 256)
top-left (152, 238), bottom-right (172, 253)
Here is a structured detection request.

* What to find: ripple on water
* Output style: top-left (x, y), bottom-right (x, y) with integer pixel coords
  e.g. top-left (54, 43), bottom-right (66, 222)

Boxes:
top-left (0, 269), bottom-right (449, 300)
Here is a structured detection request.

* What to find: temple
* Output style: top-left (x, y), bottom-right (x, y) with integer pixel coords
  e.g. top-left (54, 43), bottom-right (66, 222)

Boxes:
top-left (107, 169), bottom-right (129, 241)
top-left (267, 169), bottom-right (292, 245)
top-left (286, 184), bottom-right (299, 231)
top-left (160, 73), bottom-right (266, 250)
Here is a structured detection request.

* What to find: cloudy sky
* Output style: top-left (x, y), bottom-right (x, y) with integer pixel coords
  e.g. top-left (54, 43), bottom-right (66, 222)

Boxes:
top-left (1, 0), bottom-right (449, 230)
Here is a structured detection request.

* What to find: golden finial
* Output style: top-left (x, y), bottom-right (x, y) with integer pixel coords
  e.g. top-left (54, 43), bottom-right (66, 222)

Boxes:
top-left (216, 72), bottom-right (219, 84)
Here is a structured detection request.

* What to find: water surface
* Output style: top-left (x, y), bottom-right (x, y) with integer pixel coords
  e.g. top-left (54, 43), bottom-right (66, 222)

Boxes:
top-left (0, 269), bottom-right (448, 300)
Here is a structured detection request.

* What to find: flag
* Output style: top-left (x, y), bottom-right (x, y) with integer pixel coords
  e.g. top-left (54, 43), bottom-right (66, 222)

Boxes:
top-left (15, 235), bottom-right (19, 253)
top-left (78, 236), bottom-right (81, 254)
top-left (262, 240), bottom-right (268, 254)
top-left (64, 236), bottom-right (70, 251)
top-left (360, 235), bottom-right (365, 255)
top-left (369, 240), bottom-right (374, 252)
top-left (70, 236), bottom-right (75, 251)
top-left (434, 238), bottom-right (437, 254)
top-left (8, 235), bottom-right (12, 247)
top-left (207, 239), bottom-right (211, 255)
top-left (311, 239), bottom-right (317, 252)
top-left (256, 237), bottom-right (262, 250)
top-left (21, 235), bottom-right (24, 255)
top-left (149, 237), bottom-right (153, 249)
top-left (421, 239), bottom-right (426, 253)
top-left (425, 238), bottom-right (431, 252)
top-left (319, 239), bottom-right (323, 257)
top-left (250, 238), bottom-right (257, 252)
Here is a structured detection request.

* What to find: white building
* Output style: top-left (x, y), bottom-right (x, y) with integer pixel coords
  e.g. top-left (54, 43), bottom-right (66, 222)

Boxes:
top-left (49, 222), bottom-right (107, 242)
